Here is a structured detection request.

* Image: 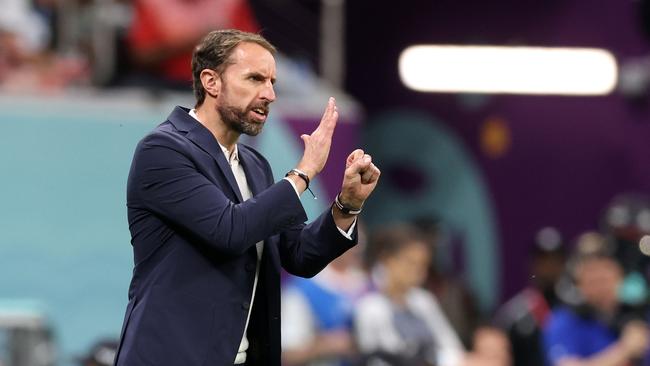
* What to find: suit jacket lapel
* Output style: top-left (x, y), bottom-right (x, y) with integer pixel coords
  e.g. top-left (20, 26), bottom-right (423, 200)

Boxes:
top-left (167, 106), bottom-right (244, 203)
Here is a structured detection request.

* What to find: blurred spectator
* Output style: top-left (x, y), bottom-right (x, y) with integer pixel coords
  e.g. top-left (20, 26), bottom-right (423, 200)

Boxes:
top-left (495, 227), bottom-right (567, 366)
top-left (462, 326), bottom-right (512, 366)
top-left (124, 0), bottom-right (258, 89)
top-left (354, 224), bottom-right (465, 366)
top-left (0, 0), bottom-right (50, 55)
top-left (0, 0), bottom-right (49, 85)
top-left (76, 339), bottom-right (118, 366)
top-left (415, 218), bottom-right (481, 348)
top-left (602, 194), bottom-right (650, 306)
top-left (543, 232), bottom-right (650, 366)
top-left (70, 0), bottom-right (132, 87)
top-left (0, 307), bottom-right (56, 366)
top-left (281, 233), bottom-right (369, 366)
top-left (0, 0), bottom-right (88, 91)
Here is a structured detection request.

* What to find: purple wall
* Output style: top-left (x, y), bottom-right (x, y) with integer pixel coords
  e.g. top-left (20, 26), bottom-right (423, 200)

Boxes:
top-left (285, 117), bottom-right (360, 201)
top-left (346, 0), bottom-right (650, 303)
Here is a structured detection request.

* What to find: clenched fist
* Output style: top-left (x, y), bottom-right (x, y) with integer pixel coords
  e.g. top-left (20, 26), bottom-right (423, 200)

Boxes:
top-left (338, 149), bottom-right (380, 210)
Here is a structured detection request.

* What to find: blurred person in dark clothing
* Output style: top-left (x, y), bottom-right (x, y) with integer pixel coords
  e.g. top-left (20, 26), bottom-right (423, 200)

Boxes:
top-left (602, 194), bottom-right (650, 307)
top-left (495, 227), bottom-right (567, 366)
top-left (543, 232), bottom-right (650, 366)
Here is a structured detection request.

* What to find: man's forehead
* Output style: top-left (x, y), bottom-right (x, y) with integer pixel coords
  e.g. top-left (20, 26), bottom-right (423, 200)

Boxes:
top-left (229, 42), bottom-right (275, 64)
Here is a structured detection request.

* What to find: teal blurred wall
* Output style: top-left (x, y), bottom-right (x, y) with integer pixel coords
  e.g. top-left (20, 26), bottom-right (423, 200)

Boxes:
top-left (0, 92), bottom-right (329, 364)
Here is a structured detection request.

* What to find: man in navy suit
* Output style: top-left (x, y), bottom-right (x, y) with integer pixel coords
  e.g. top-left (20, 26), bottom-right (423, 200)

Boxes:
top-left (114, 29), bottom-right (380, 365)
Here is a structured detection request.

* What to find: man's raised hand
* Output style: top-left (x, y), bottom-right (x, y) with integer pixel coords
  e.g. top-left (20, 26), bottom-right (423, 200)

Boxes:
top-left (296, 97), bottom-right (339, 179)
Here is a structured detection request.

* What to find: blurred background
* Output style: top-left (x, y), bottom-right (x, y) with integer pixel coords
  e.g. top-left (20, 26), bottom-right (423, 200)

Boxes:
top-left (2, 0), bottom-right (650, 365)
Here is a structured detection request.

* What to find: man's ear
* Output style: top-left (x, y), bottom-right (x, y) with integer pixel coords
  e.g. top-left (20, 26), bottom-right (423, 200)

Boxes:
top-left (200, 69), bottom-right (221, 99)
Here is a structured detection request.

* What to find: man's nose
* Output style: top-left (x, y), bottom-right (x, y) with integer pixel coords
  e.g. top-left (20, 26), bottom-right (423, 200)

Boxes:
top-left (260, 82), bottom-right (276, 102)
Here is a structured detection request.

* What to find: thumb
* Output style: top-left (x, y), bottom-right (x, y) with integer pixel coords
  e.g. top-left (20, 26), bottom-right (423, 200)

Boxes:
top-left (346, 149), bottom-right (364, 168)
top-left (300, 134), bottom-right (309, 145)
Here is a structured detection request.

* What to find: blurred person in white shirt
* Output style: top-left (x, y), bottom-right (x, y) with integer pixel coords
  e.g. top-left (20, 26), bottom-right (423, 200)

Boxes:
top-left (354, 224), bottom-right (466, 366)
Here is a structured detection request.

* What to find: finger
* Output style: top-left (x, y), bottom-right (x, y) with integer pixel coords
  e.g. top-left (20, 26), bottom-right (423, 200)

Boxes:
top-left (361, 168), bottom-right (373, 183)
top-left (359, 154), bottom-right (372, 167)
top-left (359, 158), bottom-right (375, 183)
top-left (322, 97), bottom-right (334, 116)
top-left (324, 109), bottom-right (339, 137)
top-left (367, 165), bottom-right (381, 184)
top-left (359, 162), bottom-right (380, 178)
top-left (317, 97), bottom-right (338, 137)
top-left (346, 154), bottom-right (372, 176)
top-left (315, 97), bottom-right (335, 131)
top-left (346, 149), bottom-right (364, 168)
top-left (309, 100), bottom-right (330, 137)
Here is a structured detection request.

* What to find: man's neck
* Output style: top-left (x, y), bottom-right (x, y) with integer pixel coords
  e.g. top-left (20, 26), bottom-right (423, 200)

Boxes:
top-left (195, 104), bottom-right (239, 153)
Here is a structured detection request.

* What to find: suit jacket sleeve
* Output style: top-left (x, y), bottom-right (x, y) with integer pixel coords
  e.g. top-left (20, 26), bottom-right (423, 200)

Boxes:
top-left (277, 208), bottom-right (357, 278)
top-left (129, 131), bottom-right (308, 257)
top-left (248, 143), bottom-right (358, 278)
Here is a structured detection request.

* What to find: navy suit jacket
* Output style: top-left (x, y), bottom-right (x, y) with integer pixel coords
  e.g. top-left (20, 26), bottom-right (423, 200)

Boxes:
top-left (114, 106), bottom-right (357, 365)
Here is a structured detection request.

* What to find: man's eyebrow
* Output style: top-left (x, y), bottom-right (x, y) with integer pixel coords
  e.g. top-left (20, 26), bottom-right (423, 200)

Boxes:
top-left (246, 71), bottom-right (275, 84)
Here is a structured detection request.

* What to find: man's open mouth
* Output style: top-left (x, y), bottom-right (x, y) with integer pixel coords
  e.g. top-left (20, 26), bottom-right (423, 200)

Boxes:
top-left (251, 107), bottom-right (268, 117)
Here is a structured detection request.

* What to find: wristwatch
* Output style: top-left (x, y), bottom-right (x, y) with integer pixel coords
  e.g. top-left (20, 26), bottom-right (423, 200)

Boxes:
top-left (334, 193), bottom-right (363, 215)
top-left (285, 168), bottom-right (316, 199)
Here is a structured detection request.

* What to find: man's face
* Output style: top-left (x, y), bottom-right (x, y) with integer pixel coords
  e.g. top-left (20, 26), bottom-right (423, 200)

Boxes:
top-left (215, 42), bottom-right (276, 136)
top-left (575, 257), bottom-right (622, 313)
top-left (384, 241), bottom-right (431, 290)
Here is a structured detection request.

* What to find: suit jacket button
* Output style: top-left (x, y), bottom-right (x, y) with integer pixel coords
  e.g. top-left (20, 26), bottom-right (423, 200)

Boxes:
top-left (245, 263), bottom-right (255, 272)
top-left (242, 301), bottom-right (250, 311)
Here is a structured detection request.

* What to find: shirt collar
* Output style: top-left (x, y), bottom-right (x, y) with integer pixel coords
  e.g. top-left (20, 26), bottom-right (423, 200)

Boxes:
top-left (189, 109), bottom-right (239, 164)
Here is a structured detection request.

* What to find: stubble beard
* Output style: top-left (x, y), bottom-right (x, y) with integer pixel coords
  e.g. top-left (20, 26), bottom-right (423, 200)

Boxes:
top-left (218, 103), bottom-right (266, 137)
